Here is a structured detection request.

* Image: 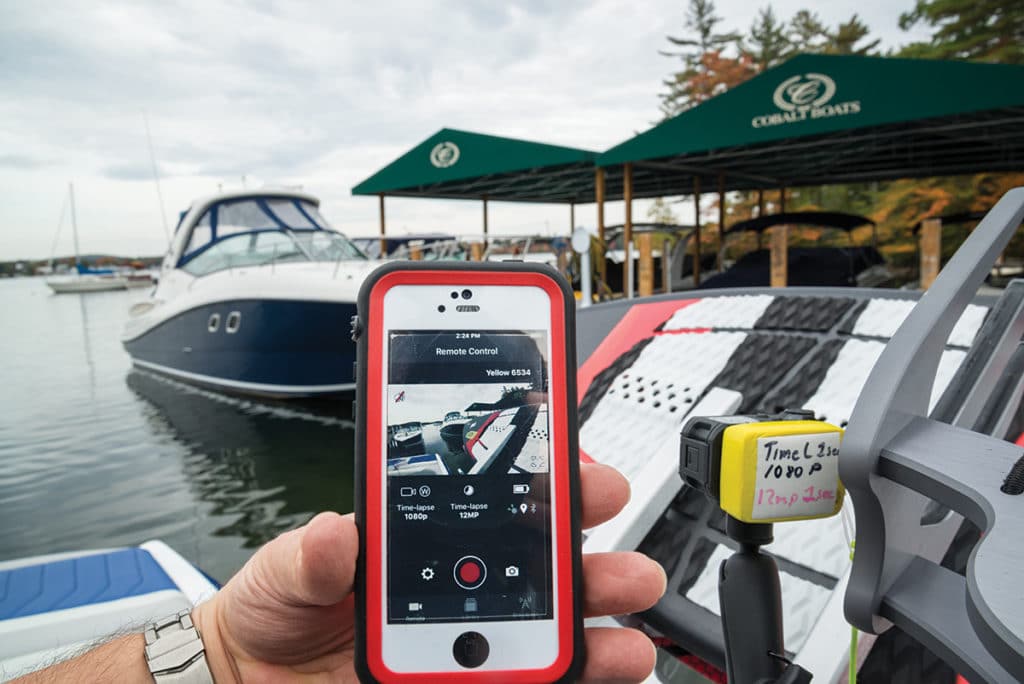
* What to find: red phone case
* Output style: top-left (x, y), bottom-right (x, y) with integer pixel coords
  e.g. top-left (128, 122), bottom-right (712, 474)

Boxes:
top-left (353, 261), bottom-right (584, 683)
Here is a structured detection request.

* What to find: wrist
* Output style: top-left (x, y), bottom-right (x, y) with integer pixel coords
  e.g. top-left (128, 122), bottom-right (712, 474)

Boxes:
top-left (192, 599), bottom-right (240, 684)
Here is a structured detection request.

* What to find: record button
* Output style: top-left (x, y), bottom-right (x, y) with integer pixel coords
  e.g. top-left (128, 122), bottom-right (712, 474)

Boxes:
top-left (454, 555), bottom-right (487, 590)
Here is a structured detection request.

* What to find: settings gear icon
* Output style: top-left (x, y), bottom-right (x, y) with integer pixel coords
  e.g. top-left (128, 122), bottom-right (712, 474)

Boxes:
top-left (420, 567), bottom-right (435, 581)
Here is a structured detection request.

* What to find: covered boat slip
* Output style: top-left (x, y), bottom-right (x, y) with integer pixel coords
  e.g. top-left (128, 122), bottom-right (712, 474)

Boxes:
top-left (352, 127), bottom-right (612, 258)
top-left (596, 53), bottom-right (1024, 291)
top-left (354, 55), bottom-right (1024, 294)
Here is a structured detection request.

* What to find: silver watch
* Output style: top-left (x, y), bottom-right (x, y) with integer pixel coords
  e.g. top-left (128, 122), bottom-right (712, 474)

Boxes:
top-left (144, 610), bottom-right (215, 684)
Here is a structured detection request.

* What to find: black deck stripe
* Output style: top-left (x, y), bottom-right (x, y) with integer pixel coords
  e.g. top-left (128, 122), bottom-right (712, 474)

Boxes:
top-left (836, 299), bottom-right (869, 334)
top-left (707, 333), bottom-right (818, 413)
top-left (577, 337), bottom-right (654, 426)
top-left (753, 296), bottom-right (855, 332)
top-left (758, 338), bottom-right (847, 417)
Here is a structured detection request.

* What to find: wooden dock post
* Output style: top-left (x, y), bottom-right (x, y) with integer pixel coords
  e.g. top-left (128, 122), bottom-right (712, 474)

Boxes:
top-left (693, 176), bottom-right (702, 287)
top-left (470, 241), bottom-right (484, 262)
top-left (638, 232), bottom-right (653, 296)
top-left (770, 225), bottom-right (788, 287)
top-left (920, 218), bottom-right (942, 289)
top-left (595, 168), bottom-right (606, 295)
top-left (717, 174), bottom-right (725, 271)
top-left (662, 237), bottom-right (672, 293)
top-left (623, 163), bottom-right (634, 298)
top-left (378, 194), bottom-right (386, 257)
top-left (409, 243), bottom-right (422, 261)
top-left (482, 195), bottom-right (489, 248)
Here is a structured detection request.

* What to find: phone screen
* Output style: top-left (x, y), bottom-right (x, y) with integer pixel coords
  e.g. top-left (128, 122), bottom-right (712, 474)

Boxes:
top-left (385, 329), bottom-right (553, 624)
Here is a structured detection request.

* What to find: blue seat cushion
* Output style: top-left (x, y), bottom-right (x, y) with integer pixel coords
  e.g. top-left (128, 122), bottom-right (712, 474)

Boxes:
top-left (0, 548), bottom-right (176, 619)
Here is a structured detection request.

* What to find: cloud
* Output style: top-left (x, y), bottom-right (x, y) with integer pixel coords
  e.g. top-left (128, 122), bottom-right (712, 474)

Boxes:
top-left (0, 153), bottom-right (54, 170)
top-left (0, 0), bottom-right (920, 259)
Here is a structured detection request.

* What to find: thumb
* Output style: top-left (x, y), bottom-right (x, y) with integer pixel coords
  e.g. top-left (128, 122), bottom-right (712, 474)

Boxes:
top-left (252, 511), bottom-right (359, 607)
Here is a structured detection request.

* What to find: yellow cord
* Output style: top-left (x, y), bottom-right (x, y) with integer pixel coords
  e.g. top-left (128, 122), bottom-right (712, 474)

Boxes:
top-left (849, 540), bottom-right (858, 684)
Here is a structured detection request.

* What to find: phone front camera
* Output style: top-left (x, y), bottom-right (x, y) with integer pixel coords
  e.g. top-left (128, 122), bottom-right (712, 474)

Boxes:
top-left (450, 292), bottom-right (459, 300)
top-left (461, 289), bottom-right (472, 300)
top-left (438, 305), bottom-right (446, 313)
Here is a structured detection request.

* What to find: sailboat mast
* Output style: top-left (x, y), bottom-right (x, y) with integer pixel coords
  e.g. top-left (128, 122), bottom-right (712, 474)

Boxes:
top-left (69, 182), bottom-right (81, 268)
top-left (143, 111), bottom-right (171, 246)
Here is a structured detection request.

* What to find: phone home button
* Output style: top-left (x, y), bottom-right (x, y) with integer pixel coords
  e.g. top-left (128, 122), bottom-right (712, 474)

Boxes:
top-left (453, 631), bottom-right (489, 668)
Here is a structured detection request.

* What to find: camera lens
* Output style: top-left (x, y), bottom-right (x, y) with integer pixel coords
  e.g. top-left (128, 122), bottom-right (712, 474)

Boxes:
top-left (438, 305), bottom-right (446, 313)
top-left (450, 292), bottom-right (459, 299)
top-left (461, 289), bottom-right (472, 300)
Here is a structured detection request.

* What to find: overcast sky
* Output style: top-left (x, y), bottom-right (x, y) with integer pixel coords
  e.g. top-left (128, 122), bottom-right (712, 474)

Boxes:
top-left (0, 0), bottom-right (929, 260)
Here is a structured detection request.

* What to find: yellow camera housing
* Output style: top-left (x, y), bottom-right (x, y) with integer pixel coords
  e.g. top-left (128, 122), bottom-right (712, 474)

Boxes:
top-left (718, 420), bottom-right (844, 524)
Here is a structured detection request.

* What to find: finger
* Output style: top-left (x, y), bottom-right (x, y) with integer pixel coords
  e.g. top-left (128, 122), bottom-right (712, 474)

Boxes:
top-left (580, 462), bottom-right (631, 530)
top-left (251, 511), bottom-right (359, 607)
top-left (583, 551), bottom-right (666, 618)
top-left (581, 627), bottom-right (657, 683)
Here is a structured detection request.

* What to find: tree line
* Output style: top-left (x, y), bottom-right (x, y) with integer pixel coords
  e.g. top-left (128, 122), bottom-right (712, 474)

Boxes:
top-left (653, 0), bottom-right (1024, 272)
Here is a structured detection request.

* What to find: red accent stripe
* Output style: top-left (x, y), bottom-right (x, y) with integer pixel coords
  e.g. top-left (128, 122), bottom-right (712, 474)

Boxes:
top-left (1016, 432), bottom-right (1024, 447)
top-left (464, 410), bottom-right (501, 458)
top-left (365, 269), bottom-right (576, 682)
top-left (655, 327), bottom-right (713, 335)
top-left (575, 299), bottom-right (700, 463)
top-left (576, 299), bottom-right (697, 402)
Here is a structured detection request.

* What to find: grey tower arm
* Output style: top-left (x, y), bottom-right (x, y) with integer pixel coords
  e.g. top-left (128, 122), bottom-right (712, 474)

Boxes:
top-left (841, 187), bottom-right (1024, 683)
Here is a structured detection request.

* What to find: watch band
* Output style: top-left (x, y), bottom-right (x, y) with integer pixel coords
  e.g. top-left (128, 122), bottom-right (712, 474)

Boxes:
top-left (144, 610), bottom-right (215, 684)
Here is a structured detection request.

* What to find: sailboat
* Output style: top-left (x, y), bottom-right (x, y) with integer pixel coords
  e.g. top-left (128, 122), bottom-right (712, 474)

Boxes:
top-left (46, 183), bottom-right (131, 294)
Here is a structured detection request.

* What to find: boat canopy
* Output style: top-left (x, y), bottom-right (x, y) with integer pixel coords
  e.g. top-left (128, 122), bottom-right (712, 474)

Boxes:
top-left (597, 54), bottom-right (1024, 196)
top-left (177, 195), bottom-right (366, 275)
top-left (352, 128), bottom-right (601, 203)
top-left (724, 211), bottom-right (874, 236)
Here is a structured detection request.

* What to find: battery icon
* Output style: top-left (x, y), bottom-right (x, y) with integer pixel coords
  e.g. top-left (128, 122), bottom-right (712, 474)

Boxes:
top-left (512, 484), bottom-right (530, 495)
top-left (400, 486), bottom-right (415, 497)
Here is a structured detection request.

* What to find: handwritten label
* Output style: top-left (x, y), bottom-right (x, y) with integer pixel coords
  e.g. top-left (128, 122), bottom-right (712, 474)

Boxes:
top-left (751, 431), bottom-right (841, 520)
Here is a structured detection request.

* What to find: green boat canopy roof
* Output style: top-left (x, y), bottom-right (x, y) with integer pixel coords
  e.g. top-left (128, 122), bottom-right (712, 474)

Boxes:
top-left (598, 54), bottom-right (1024, 197)
top-left (352, 128), bottom-right (605, 203)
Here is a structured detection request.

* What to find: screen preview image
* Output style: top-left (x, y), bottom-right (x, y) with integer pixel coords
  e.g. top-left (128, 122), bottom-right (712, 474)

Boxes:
top-left (385, 331), bottom-right (553, 624)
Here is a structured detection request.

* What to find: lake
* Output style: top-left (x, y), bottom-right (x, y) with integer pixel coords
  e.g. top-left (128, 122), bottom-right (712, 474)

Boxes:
top-left (0, 277), bottom-right (355, 584)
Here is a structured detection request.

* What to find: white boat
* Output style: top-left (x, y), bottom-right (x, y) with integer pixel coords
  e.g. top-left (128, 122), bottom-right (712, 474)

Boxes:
top-left (47, 270), bottom-right (129, 293)
top-left (389, 421), bottom-right (425, 449)
top-left (46, 183), bottom-right (131, 294)
top-left (121, 189), bottom-right (377, 398)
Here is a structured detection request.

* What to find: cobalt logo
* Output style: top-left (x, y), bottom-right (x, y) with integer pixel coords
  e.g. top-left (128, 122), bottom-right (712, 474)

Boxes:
top-left (752, 72), bottom-right (860, 129)
top-left (430, 141), bottom-right (460, 168)
top-left (773, 73), bottom-right (836, 111)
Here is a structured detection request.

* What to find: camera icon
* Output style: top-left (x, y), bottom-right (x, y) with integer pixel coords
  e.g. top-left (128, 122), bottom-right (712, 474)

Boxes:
top-left (505, 565), bottom-right (519, 577)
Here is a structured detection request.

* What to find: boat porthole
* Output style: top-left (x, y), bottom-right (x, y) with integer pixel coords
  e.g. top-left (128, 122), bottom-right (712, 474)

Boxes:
top-left (207, 313), bottom-right (220, 332)
top-left (226, 311), bottom-right (242, 334)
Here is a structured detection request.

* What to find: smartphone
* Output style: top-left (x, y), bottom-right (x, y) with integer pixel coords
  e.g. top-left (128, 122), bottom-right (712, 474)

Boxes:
top-left (354, 261), bottom-right (584, 683)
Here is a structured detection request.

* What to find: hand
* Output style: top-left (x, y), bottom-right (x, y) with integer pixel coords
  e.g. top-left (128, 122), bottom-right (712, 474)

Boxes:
top-left (194, 462), bottom-right (667, 683)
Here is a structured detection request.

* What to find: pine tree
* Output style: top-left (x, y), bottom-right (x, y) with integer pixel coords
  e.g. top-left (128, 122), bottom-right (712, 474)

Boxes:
top-left (658, 0), bottom-right (744, 117)
top-left (898, 0), bottom-right (1024, 64)
top-left (789, 10), bottom-right (829, 54)
top-left (828, 15), bottom-right (881, 55)
top-left (745, 6), bottom-right (791, 69)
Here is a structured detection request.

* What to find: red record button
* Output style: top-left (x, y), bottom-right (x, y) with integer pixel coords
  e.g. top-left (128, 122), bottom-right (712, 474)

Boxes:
top-left (454, 556), bottom-right (487, 590)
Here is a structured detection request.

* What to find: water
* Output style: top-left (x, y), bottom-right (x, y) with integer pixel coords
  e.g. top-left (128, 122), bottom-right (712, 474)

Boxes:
top-left (0, 277), bottom-right (355, 583)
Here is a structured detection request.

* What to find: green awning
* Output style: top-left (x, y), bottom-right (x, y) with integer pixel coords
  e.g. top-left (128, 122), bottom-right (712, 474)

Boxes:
top-left (352, 128), bottom-right (602, 203)
top-left (598, 54), bottom-right (1024, 196)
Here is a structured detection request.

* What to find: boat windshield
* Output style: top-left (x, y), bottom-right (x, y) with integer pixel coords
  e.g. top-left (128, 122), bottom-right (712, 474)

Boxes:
top-left (180, 197), bottom-right (367, 276)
